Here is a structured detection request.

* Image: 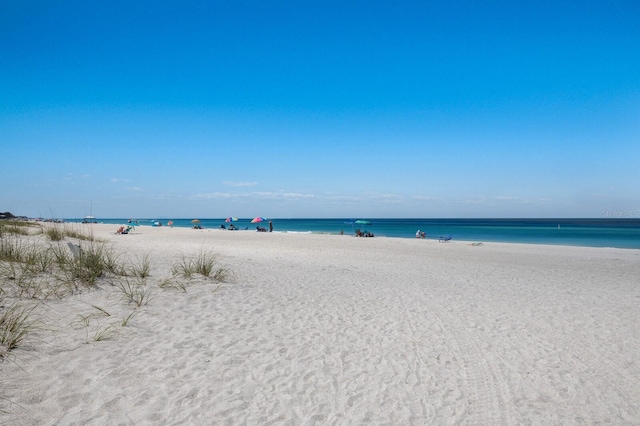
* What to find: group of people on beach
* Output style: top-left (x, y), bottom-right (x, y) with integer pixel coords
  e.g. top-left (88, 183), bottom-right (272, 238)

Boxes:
top-left (256, 221), bottom-right (273, 232)
top-left (115, 225), bottom-right (133, 234)
top-left (219, 220), bottom-right (274, 232)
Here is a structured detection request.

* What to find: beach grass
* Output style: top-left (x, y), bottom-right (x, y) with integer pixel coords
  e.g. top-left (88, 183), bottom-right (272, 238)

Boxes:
top-left (0, 222), bottom-right (236, 390)
top-left (171, 249), bottom-right (232, 282)
top-left (0, 233), bottom-right (35, 264)
top-left (43, 226), bottom-right (65, 242)
top-left (62, 227), bottom-right (98, 242)
top-left (0, 303), bottom-right (36, 357)
top-left (120, 309), bottom-right (139, 327)
top-left (116, 277), bottom-right (153, 307)
top-left (171, 255), bottom-right (195, 279)
top-left (61, 243), bottom-right (107, 288)
top-left (0, 220), bottom-right (39, 237)
top-left (1, 223), bottom-right (118, 296)
top-left (41, 223), bottom-right (99, 243)
top-left (0, 222), bottom-right (242, 421)
top-left (158, 277), bottom-right (187, 292)
top-left (127, 253), bottom-right (152, 278)
top-left (93, 325), bottom-right (119, 342)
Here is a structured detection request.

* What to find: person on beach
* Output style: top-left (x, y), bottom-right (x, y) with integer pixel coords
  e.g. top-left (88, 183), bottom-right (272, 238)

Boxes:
top-left (269, 221), bottom-right (273, 232)
top-left (416, 230), bottom-right (421, 238)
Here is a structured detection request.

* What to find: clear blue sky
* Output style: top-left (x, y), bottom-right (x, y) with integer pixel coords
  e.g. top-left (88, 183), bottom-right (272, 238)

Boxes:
top-left (2, 1), bottom-right (639, 219)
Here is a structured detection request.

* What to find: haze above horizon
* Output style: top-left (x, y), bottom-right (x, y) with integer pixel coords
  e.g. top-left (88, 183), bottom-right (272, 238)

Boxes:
top-left (2, 1), bottom-right (639, 219)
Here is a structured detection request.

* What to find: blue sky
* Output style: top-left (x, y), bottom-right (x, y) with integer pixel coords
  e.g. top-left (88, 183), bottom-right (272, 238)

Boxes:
top-left (2, 1), bottom-right (639, 219)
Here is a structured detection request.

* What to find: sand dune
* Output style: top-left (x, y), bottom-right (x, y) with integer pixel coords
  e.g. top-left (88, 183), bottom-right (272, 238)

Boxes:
top-left (2, 224), bottom-right (639, 424)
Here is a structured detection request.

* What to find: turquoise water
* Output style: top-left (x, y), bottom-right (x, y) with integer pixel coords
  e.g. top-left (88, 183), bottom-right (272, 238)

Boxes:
top-left (67, 218), bottom-right (640, 249)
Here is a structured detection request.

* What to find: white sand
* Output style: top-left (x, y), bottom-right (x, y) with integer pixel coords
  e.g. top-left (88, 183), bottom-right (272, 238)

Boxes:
top-left (2, 223), bottom-right (639, 425)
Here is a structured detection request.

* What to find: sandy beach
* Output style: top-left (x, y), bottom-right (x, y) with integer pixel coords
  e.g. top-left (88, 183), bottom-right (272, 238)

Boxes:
top-left (1, 223), bottom-right (639, 425)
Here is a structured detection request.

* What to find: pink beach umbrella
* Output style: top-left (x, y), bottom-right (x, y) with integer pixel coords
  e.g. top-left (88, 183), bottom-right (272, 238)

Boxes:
top-left (251, 216), bottom-right (267, 223)
top-left (225, 217), bottom-right (238, 223)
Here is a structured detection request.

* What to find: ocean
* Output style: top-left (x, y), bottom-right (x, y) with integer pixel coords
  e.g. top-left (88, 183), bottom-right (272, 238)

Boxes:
top-left (67, 218), bottom-right (640, 249)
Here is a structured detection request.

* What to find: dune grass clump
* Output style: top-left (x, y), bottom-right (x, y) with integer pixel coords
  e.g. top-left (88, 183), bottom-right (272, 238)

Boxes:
top-left (172, 256), bottom-right (195, 279)
top-left (212, 266), bottom-right (232, 282)
top-left (194, 250), bottom-right (218, 277)
top-left (121, 309), bottom-right (139, 327)
top-left (93, 325), bottom-right (119, 342)
top-left (41, 223), bottom-right (99, 243)
top-left (63, 243), bottom-right (108, 288)
top-left (0, 263), bottom-right (57, 299)
top-left (117, 277), bottom-right (153, 307)
top-left (0, 229), bottom-right (237, 357)
top-left (63, 228), bottom-right (97, 242)
top-left (44, 226), bottom-right (65, 242)
top-left (0, 221), bottom-right (39, 238)
top-left (0, 234), bottom-right (31, 263)
top-left (57, 241), bottom-right (124, 291)
top-left (2, 240), bottom-right (54, 274)
top-left (0, 228), bottom-right (128, 298)
top-left (0, 236), bottom-right (61, 299)
top-left (158, 277), bottom-right (187, 292)
top-left (127, 253), bottom-right (152, 279)
top-left (0, 303), bottom-right (36, 356)
top-left (171, 249), bottom-right (232, 282)
top-left (75, 306), bottom-right (121, 343)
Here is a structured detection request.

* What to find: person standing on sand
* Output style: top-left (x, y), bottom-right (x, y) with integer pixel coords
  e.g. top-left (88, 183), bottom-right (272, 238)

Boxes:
top-left (269, 221), bottom-right (273, 232)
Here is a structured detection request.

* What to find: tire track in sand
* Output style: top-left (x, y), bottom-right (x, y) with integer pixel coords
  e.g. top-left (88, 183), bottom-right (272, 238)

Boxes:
top-left (403, 287), bottom-right (511, 425)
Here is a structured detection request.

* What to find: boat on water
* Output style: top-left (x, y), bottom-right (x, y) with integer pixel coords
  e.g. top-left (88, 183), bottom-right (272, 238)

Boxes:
top-left (82, 215), bottom-right (97, 224)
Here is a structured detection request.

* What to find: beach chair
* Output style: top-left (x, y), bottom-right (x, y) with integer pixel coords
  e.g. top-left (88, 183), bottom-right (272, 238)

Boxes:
top-left (439, 235), bottom-right (452, 243)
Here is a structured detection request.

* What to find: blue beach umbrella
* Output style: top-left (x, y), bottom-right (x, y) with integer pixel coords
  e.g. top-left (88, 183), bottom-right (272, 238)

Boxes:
top-left (251, 216), bottom-right (267, 223)
top-left (225, 217), bottom-right (238, 223)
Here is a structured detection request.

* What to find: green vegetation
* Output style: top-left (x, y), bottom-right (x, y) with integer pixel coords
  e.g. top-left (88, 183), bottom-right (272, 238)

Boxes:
top-left (0, 303), bottom-right (36, 357)
top-left (1, 223), bottom-right (235, 416)
top-left (171, 249), bottom-right (233, 282)
top-left (0, 224), bottom-right (234, 355)
top-left (117, 277), bottom-right (154, 307)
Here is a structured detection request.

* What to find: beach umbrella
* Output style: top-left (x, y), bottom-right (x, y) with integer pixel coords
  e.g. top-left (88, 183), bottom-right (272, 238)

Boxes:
top-left (251, 216), bottom-right (267, 223)
top-left (354, 219), bottom-right (371, 226)
top-left (225, 217), bottom-right (238, 223)
top-left (191, 219), bottom-right (200, 224)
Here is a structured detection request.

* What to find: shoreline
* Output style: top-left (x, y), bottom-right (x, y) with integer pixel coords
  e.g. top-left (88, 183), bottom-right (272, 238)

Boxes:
top-left (82, 221), bottom-right (640, 252)
top-left (56, 217), bottom-right (640, 250)
top-left (2, 222), bottom-right (639, 424)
